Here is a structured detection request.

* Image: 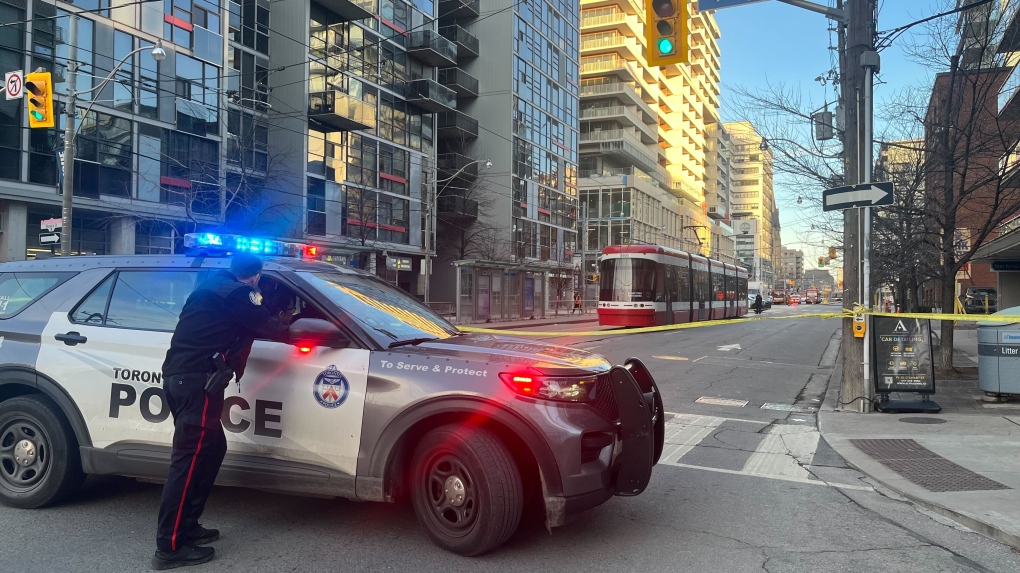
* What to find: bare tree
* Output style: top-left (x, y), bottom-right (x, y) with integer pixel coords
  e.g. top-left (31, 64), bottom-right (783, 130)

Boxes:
top-left (899, 4), bottom-right (1020, 371)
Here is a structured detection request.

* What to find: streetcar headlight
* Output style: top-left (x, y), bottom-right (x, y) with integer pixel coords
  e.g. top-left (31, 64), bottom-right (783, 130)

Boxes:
top-left (499, 373), bottom-right (599, 402)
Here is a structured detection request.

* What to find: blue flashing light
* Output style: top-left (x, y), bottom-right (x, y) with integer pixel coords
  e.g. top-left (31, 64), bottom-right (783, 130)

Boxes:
top-left (183, 233), bottom-right (308, 258)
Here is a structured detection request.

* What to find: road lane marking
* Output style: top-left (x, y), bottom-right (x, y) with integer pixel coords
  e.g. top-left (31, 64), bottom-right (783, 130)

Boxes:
top-left (666, 463), bottom-right (873, 491)
top-left (692, 356), bottom-right (708, 362)
top-left (660, 415), bottom-right (726, 464)
top-left (695, 397), bottom-right (748, 407)
top-left (652, 355), bottom-right (689, 361)
top-left (660, 414), bottom-right (873, 492)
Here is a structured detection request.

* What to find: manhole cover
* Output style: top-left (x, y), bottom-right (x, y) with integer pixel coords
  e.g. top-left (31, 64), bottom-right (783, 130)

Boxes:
top-left (899, 417), bottom-right (946, 424)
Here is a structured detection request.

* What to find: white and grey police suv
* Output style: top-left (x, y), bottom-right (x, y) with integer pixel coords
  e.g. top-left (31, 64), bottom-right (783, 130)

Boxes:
top-left (0, 233), bottom-right (664, 555)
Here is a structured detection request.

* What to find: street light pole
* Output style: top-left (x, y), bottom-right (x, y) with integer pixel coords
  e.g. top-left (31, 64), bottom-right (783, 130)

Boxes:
top-left (60, 30), bottom-right (165, 256)
top-left (423, 157), bottom-right (491, 305)
top-left (60, 16), bottom-right (78, 257)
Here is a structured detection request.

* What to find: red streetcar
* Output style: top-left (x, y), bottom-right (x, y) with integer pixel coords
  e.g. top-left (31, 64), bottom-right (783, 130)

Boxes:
top-left (597, 245), bottom-right (749, 327)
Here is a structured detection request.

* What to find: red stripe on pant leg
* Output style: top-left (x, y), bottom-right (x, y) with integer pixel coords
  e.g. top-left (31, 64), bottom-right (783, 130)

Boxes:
top-left (171, 394), bottom-right (209, 551)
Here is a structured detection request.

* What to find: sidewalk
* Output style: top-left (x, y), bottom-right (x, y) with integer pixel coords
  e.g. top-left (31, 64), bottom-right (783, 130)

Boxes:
top-left (818, 328), bottom-right (1020, 549)
top-left (455, 313), bottom-right (599, 330)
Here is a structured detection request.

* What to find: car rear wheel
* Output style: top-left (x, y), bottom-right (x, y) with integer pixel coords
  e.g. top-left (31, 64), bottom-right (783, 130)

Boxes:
top-left (0, 396), bottom-right (84, 508)
top-left (410, 424), bottom-right (522, 556)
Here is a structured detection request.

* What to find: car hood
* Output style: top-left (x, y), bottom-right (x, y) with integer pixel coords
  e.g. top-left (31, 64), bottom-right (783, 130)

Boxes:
top-left (402, 333), bottom-right (612, 373)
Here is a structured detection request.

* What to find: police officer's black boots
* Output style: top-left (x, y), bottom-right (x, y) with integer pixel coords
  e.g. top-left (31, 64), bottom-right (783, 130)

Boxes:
top-left (189, 525), bottom-right (220, 545)
top-left (151, 545), bottom-right (215, 570)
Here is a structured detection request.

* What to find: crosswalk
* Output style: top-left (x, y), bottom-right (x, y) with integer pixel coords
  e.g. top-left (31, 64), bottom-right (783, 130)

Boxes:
top-left (659, 413), bottom-right (872, 491)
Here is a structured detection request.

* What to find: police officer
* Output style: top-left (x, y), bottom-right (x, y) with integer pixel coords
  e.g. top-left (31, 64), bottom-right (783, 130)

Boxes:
top-left (153, 253), bottom-right (281, 569)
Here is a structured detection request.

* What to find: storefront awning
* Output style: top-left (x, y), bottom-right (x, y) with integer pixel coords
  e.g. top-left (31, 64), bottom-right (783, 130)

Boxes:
top-left (972, 228), bottom-right (1020, 263)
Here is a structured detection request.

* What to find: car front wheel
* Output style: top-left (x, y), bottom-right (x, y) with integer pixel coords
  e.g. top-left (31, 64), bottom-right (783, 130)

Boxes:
top-left (0, 396), bottom-right (84, 508)
top-left (410, 424), bottom-right (523, 556)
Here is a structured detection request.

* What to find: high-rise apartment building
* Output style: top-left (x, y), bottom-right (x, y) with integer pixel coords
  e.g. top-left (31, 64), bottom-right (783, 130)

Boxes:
top-left (780, 247), bottom-right (803, 285)
top-left (263, 0), bottom-right (457, 293)
top-left (723, 120), bottom-right (776, 285)
top-left (576, 0), bottom-right (731, 275)
top-left (0, 0), bottom-right (239, 260)
top-left (423, 0), bottom-right (581, 321)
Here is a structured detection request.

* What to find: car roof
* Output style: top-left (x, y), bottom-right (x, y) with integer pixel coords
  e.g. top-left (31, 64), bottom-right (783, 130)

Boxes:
top-left (0, 254), bottom-right (361, 274)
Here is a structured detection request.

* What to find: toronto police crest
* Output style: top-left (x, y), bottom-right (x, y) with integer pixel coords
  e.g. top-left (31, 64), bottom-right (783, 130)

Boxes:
top-left (313, 365), bottom-right (349, 408)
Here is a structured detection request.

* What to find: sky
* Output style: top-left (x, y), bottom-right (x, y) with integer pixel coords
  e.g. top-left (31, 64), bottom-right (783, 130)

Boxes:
top-left (712, 0), bottom-right (951, 272)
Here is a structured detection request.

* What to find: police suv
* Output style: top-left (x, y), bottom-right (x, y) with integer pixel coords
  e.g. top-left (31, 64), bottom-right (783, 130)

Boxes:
top-left (0, 233), bottom-right (664, 556)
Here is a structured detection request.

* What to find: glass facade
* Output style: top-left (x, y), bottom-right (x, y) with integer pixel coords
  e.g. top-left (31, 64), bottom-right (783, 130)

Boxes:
top-left (304, 0), bottom-right (434, 251)
top-left (509, 0), bottom-right (580, 263)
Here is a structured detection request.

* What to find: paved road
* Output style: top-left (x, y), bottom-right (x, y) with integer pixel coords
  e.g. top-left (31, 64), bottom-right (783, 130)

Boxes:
top-left (3, 304), bottom-right (1018, 572)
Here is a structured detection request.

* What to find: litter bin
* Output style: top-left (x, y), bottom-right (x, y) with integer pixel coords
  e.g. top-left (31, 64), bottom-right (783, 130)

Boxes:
top-left (977, 305), bottom-right (1020, 396)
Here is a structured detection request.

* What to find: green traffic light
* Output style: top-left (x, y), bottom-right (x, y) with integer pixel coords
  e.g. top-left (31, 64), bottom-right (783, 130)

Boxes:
top-left (30, 111), bottom-right (44, 120)
top-left (658, 38), bottom-right (674, 55)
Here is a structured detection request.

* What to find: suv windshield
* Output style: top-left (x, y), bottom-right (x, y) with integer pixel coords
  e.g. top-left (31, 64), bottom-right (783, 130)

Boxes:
top-left (968, 288), bottom-right (996, 297)
top-left (301, 271), bottom-right (459, 343)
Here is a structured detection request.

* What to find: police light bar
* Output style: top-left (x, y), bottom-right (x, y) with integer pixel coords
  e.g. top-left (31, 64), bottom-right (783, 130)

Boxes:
top-left (183, 233), bottom-right (306, 257)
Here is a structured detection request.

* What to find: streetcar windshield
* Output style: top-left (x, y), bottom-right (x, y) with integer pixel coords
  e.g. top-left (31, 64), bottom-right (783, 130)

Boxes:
top-left (600, 258), bottom-right (657, 302)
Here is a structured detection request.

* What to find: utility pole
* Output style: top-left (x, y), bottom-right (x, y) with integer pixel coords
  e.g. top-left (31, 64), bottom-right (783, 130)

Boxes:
top-left (838, 0), bottom-right (876, 412)
top-left (423, 166), bottom-right (432, 305)
top-left (60, 15), bottom-right (78, 258)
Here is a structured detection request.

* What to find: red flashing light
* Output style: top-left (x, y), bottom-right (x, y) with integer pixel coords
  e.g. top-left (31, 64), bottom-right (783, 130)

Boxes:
top-left (298, 346), bottom-right (312, 354)
top-left (306, 246), bottom-right (318, 257)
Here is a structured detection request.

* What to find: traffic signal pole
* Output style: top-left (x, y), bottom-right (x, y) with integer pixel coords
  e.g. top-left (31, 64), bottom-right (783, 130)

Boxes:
top-left (837, 0), bottom-right (876, 412)
top-left (60, 15), bottom-right (78, 258)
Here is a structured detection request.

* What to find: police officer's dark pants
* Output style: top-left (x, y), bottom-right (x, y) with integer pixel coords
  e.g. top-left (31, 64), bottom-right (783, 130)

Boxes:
top-left (156, 373), bottom-right (227, 553)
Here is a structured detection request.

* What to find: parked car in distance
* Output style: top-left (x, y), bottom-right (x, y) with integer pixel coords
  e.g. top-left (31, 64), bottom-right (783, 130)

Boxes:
top-left (964, 286), bottom-right (997, 314)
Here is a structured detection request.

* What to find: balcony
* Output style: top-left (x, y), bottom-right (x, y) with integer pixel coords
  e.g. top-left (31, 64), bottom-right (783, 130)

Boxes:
top-left (317, 0), bottom-right (375, 21)
top-left (998, 2), bottom-right (1020, 53)
top-left (579, 105), bottom-right (656, 143)
top-left (437, 194), bottom-right (479, 221)
top-left (580, 36), bottom-right (643, 62)
top-left (579, 82), bottom-right (655, 122)
top-left (580, 12), bottom-right (641, 37)
top-left (439, 25), bottom-right (479, 58)
top-left (999, 63), bottom-right (1020, 119)
top-left (437, 153), bottom-right (481, 183)
top-left (437, 111), bottom-right (478, 140)
top-left (405, 78), bottom-right (456, 113)
top-left (438, 67), bottom-right (479, 97)
top-left (406, 31), bottom-right (458, 67)
top-left (579, 134), bottom-right (658, 176)
top-left (308, 91), bottom-right (377, 132)
top-left (439, 0), bottom-right (479, 20)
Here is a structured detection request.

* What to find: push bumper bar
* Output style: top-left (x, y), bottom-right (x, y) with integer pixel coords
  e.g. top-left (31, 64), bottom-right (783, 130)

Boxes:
top-left (608, 357), bottom-right (664, 496)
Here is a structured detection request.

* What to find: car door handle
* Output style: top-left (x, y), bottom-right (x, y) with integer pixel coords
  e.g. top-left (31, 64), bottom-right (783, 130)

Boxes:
top-left (55, 331), bottom-right (88, 346)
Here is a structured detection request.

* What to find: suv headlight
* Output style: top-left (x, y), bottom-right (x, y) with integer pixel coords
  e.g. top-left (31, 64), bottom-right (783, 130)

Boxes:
top-left (499, 372), bottom-right (599, 402)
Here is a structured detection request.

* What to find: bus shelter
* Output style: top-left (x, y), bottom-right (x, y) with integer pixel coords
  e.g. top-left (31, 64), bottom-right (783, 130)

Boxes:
top-left (453, 259), bottom-right (574, 323)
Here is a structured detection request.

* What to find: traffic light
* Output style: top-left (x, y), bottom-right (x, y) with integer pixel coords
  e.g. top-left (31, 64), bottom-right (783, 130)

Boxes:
top-left (818, 256), bottom-right (825, 268)
top-left (24, 72), bottom-right (55, 128)
top-left (645, 0), bottom-right (688, 67)
top-left (828, 246), bottom-right (837, 260)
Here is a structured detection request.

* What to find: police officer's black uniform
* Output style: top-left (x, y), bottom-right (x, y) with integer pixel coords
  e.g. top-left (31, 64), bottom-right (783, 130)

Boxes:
top-left (154, 266), bottom-right (276, 568)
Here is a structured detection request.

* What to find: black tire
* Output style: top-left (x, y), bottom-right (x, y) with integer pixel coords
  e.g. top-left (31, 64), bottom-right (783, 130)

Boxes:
top-left (0, 396), bottom-right (85, 508)
top-left (410, 424), bottom-right (523, 556)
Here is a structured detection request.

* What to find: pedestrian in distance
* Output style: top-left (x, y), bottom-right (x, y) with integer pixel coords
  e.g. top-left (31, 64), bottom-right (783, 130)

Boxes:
top-left (153, 253), bottom-right (287, 570)
top-left (753, 293), bottom-right (763, 314)
top-left (572, 292), bottom-right (582, 315)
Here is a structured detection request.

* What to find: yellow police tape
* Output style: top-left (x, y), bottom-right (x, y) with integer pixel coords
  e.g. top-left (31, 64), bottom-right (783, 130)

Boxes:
top-left (457, 307), bottom-right (1020, 337)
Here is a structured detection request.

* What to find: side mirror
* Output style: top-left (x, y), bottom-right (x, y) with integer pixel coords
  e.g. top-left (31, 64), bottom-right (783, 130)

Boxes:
top-left (289, 318), bottom-right (350, 349)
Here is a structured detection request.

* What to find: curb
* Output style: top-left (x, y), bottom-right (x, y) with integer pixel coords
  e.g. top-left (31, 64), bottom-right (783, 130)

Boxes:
top-left (818, 421), bottom-right (1020, 550)
top-left (818, 342), bottom-right (1020, 549)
